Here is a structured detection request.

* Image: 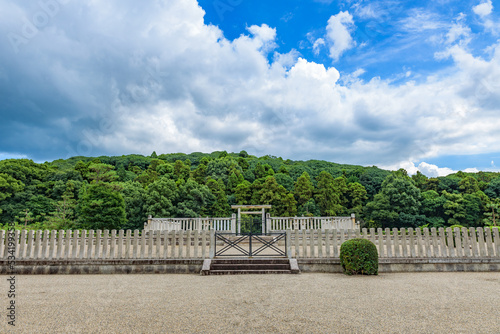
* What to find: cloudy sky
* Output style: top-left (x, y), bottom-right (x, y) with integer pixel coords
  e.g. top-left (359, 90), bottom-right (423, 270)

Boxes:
top-left (1, 0), bottom-right (499, 176)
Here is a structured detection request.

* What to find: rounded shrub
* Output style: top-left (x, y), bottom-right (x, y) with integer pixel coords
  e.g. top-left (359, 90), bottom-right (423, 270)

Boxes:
top-left (340, 238), bottom-right (378, 275)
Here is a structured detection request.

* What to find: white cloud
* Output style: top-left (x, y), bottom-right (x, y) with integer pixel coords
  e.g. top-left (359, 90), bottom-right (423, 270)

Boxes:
top-left (325, 11), bottom-right (356, 61)
top-left (400, 10), bottom-right (447, 32)
top-left (1, 0), bottom-right (500, 173)
top-left (473, 0), bottom-right (493, 17)
top-left (384, 161), bottom-right (458, 177)
top-left (417, 162), bottom-right (458, 177)
top-left (313, 38), bottom-right (325, 55)
top-left (446, 20), bottom-right (471, 45)
top-left (472, 0), bottom-right (497, 34)
top-left (353, 2), bottom-right (387, 20)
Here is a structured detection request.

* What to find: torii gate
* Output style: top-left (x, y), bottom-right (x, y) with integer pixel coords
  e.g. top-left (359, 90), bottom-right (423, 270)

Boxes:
top-left (231, 205), bottom-right (271, 234)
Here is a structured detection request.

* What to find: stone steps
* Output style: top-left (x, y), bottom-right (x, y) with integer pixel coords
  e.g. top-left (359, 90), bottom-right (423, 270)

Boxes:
top-left (201, 258), bottom-right (300, 275)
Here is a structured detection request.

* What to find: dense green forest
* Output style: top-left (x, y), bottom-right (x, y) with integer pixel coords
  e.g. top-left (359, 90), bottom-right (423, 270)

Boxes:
top-left (1, 151), bottom-right (499, 231)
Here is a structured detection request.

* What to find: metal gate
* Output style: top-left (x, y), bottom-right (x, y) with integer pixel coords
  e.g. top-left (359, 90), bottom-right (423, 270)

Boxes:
top-left (215, 216), bottom-right (285, 257)
top-left (214, 232), bottom-right (286, 257)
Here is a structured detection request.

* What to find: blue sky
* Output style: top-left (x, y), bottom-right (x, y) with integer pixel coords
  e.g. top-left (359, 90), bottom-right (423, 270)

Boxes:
top-left (1, 0), bottom-right (500, 176)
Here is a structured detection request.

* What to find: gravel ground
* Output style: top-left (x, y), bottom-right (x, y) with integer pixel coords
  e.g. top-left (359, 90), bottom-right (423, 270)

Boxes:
top-left (2, 272), bottom-right (500, 333)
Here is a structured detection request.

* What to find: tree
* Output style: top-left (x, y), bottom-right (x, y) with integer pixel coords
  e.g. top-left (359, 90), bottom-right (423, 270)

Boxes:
top-left (175, 178), bottom-right (215, 217)
top-left (234, 180), bottom-right (252, 205)
top-left (484, 202), bottom-right (500, 226)
top-left (87, 163), bottom-right (118, 184)
top-left (294, 172), bottom-right (314, 206)
top-left (134, 169), bottom-right (158, 186)
top-left (45, 182), bottom-right (77, 230)
top-left (237, 157), bottom-right (249, 171)
top-left (173, 160), bottom-right (190, 181)
top-left (484, 177), bottom-right (500, 198)
top-left (227, 171), bottom-right (244, 194)
top-left (411, 171), bottom-right (428, 191)
top-left (420, 190), bottom-right (446, 227)
top-left (206, 157), bottom-right (242, 185)
top-left (15, 209), bottom-right (34, 228)
top-left (143, 176), bottom-right (177, 217)
top-left (76, 183), bottom-right (127, 230)
top-left (255, 176), bottom-right (297, 216)
top-left (298, 198), bottom-right (321, 217)
top-left (359, 167), bottom-right (391, 198)
top-left (0, 173), bottom-right (24, 201)
top-left (438, 176), bottom-right (461, 193)
top-left (364, 171), bottom-right (424, 228)
top-left (191, 162), bottom-right (208, 184)
top-left (459, 176), bottom-right (480, 194)
top-left (274, 173), bottom-right (294, 192)
top-left (347, 182), bottom-right (368, 217)
top-left (278, 165), bottom-right (289, 175)
top-left (253, 163), bottom-right (266, 179)
top-left (120, 181), bottom-right (147, 230)
top-left (442, 191), bottom-right (467, 226)
top-left (206, 178), bottom-right (230, 217)
top-left (315, 172), bottom-right (344, 216)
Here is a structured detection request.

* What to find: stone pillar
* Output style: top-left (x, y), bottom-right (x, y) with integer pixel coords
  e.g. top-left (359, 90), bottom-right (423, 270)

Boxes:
top-left (237, 208), bottom-right (241, 235)
top-left (351, 213), bottom-right (356, 229)
top-left (262, 208), bottom-right (266, 235)
top-left (266, 213), bottom-right (271, 234)
top-left (231, 213), bottom-right (236, 234)
top-left (209, 229), bottom-right (215, 259)
top-left (286, 230), bottom-right (291, 259)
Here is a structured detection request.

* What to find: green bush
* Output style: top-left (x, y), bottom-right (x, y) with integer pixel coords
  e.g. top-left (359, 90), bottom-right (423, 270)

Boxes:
top-left (340, 238), bottom-right (378, 275)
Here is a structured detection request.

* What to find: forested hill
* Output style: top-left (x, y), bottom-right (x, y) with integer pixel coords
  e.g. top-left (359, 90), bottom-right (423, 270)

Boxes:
top-left (1, 151), bottom-right (499, 231)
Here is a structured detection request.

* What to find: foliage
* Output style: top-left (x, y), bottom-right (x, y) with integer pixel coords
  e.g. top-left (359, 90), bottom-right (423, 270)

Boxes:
top-left (76, 183), bottom-right (127, 230)
top-left (340, 238), bottom-right (378, 275)
top-left (0, 153), bottom-right (499, 231)
top-left (294, 172), bottom-right (314, 206)
top-left (365, 170), bottom-right (424, 228)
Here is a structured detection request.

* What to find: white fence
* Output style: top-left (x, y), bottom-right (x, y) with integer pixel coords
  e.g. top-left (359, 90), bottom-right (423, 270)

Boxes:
top-left (269, 215), bottom-right (356, 232)
top-left (3, 227), bottom-right (498, 261)
top-left (2, 230), bottom-right (211, 260)
top-left (144, 215), bottom-right (236, 233)
top-left (289, 227), bottom-right (500, 259)
top-left (145, 214), bottom-right (357, 233)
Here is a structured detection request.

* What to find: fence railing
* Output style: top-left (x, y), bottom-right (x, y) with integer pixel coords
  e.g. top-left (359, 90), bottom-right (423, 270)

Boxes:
top-left (2, 227), bottom-right (498, 261)
top-left (268, 215), bottom-right (356, 231)
top-left (145, 215), bottom-right (357, 234)
top-left (1, 230), bottom-right (210, 260)
top-left (288, 227), bottom-right (500, 259)
top-left (144, 215), bottom-right (236, 233)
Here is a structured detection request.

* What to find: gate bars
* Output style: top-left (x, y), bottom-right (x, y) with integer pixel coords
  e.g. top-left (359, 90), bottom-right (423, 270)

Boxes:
top-left (214, 232), bottom-right (286, 257)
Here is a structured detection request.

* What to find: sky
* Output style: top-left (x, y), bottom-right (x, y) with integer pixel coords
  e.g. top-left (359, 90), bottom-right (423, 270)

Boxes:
top-left (1, 0), bottom-right (500, 177)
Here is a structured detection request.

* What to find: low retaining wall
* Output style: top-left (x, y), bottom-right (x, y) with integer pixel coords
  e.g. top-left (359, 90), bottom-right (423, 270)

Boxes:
top-left (298, 258), bottom-right (500, 273)
top-left (2, 258), bottom-right (499, 274)
top-left (0, 259), bottom-right (203, 275)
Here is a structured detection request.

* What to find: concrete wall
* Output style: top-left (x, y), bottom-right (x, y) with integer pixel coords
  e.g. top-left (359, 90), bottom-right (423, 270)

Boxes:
top-left (2, 258), bottom-right (499, 274)
top-left (0, 259), bottom-right (203, 275)
top-left (298, 258), bottom-right (500, 273)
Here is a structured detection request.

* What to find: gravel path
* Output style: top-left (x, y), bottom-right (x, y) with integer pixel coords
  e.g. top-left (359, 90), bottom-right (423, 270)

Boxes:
top-left (2, 272), bottom-right (500, 333)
